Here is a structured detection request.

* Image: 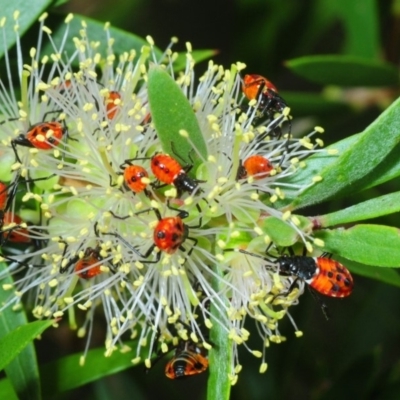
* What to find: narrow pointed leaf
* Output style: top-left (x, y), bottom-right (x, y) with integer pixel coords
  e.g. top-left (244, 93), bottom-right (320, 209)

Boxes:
top-left (286, 96), bottom-right (400, 210)
top-left (285, 55), bottom-right (398, 87)
top-left (337, 257), bottom-right (400, 288)
top-left (314, 225), bottom-right (400, 267)
top-left (335, 0), bottom-right (380, 58)
top-left (0, 263), bottom-right (42, 400)
top-left (0, 0), bottom-right (53, 58)
top-left (276, 134), bottom-right (359, 207)
top-left (0, 378), bottom-right (18, 400)
top-left (282, 92), bottom-right (350, 117)
top-left (0, 320), bottom-right (54, 371)
top-left (147, 65), bottom-right (207, 167)
top-left (359, 141), bottom-right (400, 190)
top-left (317, 192), bottom-right (400, 227)
top-left (41, 340), bottom-right (141, 397)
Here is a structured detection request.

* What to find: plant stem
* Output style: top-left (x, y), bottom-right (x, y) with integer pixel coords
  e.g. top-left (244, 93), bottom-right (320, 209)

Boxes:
top-left (207, 261), bottom-right (232, 400)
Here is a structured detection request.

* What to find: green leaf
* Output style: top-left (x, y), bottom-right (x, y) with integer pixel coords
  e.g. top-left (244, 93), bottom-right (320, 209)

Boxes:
top-left (317, 192), bottom-right (400, 227)
top-left (314, 225), bottom-right (400, 267)
top-left (277, 134), bottom-right (358, 208)
top-left (0, 378), bottom-right (18, 400)
top-left (282, 91), bottom-right (351, 117)
top-left (285, 55), bottom-right (399, 87)
top-left (53, 0), bottom-right (69, 6)
top-left (261, 216), bottom-right (311, 246)
top-left (286, 96), bottom-right (400, 210)
top-left (337, 257), bottom-right (400, 288)
top-left (334, 0), bottom-right (380, 59)
top-left (41, 341), bottom-right (140, 397)
top-left (0, 0), bottom-right (53, 58)
top-left (0, 320), bottom-right (54, 371)
top-left (147, 65), bottom-right (208, 167)
top-left (173, 49), bottom-right (217, 72)
top-left (359, 141), bottom-right (400, 190)
top-left (0, 263), bottom-right (42, 400)
top-left (42, 14), bottom-right (162, 61)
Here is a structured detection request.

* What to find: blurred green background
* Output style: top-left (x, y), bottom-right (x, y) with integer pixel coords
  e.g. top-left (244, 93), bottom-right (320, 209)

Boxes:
top-left (26, 0), bottom-right (400, 398)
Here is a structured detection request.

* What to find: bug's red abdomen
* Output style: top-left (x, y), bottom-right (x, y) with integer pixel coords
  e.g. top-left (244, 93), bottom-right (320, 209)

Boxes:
top-left (154, 217), bottom-right (186, 254)
top-left (311, 257), bottom-right (354, 297)
top-left (165, 340), bottom-right (209, 379)
top-left (151, 154), bottom-right (182, 185)
top-left (123, 165), bottom-right (149, 193)
top-left (75, 256), bottom-right (102, 279)
top-left (2, 212), bottom-right (30, 243)
top-left (242, 155), bottom-right (273, 179)
top-left (0, 182), bottom-right (8, 210)
top-left (105, 91), bottom-right (121, 120)
top-left (26, 122), bottom-right (65, 150)
top-left (242, 74), bottom-right (277, 101)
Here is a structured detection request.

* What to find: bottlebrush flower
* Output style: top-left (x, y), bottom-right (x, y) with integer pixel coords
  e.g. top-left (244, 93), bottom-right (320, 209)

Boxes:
top-left (0, 11), bottom-right (329, 379)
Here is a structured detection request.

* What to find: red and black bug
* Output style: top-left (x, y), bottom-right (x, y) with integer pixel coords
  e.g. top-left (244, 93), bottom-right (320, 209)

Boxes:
top-left (0, 211), bottom-right (31, 245)
top-left (74, 247), bottom-right (104, 279)
top-left (242, 74), bottom-right (291, 137)
top-left (123, 164), bottom-right (149, 194)
top-left (105, 90), bottom-right (121, 120)
top-left (165, 339), bottom-right (209, 379)
top-left (58, 243), bottom-right (108, 276)
top-left (1, 180), bottom-right (25, 245)
top-left (237, 248), bottom-right (353, 298)
top-left (236, 155), bottom-right (274, 180)
top-left (0, 181), bottom-right (8, 211)
top-left (276, 255), bottom-right (353, 298)
top-left (151, 153), bottom-right (204, 195)
top-left (117, 160), bottom-right (150, 195)
top-left (125, 153), bottom-right (204, 196)
top-left (105, 202), bottom-right (202, 263)
top-left (242, 74), bottom-right (287, 116)
top-left (0, 175), bottom-right (55, 247)
top-left (1, 111), bottom-right (69, 163)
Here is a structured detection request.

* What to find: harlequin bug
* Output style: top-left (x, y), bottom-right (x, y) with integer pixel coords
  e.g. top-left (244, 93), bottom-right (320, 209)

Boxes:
top-left (1, 180), bottom-right (26, 245)
top-left (165, 339), bottom-right (209, 379)
top-left (58, 243), bottom-right (106, 276)
top-left (10, 119), bottom-right (66, 151)
top-left (118, 161), bottom-right (150, 195)
top-left (126, 153), bottom-right (204, 196)
top-left (56, 79), bottom-right (72, 94)
top-left (236, 155), bottom-right (274, 180)
top-left (105, 202), bottom-right (202, 263)
top-left (105, 90), bottom-right (121, 120)
top-left (0, 211), bottom-right (31, 245)
top-left (242, 74), bottom-right (291, 137)
top-left (151, 153), bottom-right (205, 195)
top-left (74, 247), bottom-right (104, 279)
top-left (242, 74), bottom-right (287, 116)
top-left (0, 181), bottom-right (8, 211)
top-left (0, 175), bottom-right (57, 247)
top-left (278, 255), bottom-right (353, 298)
top-left (1, 111), bottom-right (69, 163)
top-left (238, 248), bottom-right (353, 298)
